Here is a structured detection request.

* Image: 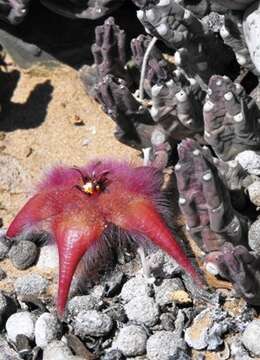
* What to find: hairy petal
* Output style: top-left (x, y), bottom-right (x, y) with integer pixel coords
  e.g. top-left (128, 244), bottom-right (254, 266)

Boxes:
top-left (116, 198), bottom-right (203, 286)
top-left (52, 209), bottom-right (105, 316)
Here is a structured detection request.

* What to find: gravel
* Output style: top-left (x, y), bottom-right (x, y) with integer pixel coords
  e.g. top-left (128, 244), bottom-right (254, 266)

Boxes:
top-left (74, 310), bottom-right (113, 338)
top-left (124, 295), bottom-right (160, 326)
top-left (113, 325), bottom-right (148, 356)
top-left (247, 181), bottom-right (260, 207)
top-left (248, 218), bottom-right (260, 255)
top-left (9, 240), bottom-right (39, 270)
top-left (14, 274), bottom-right (49, 297)
top-left (241, 319), bottom-right (260, 356)
top-left (35, 312), bottom-right (61, 348)
top-left (36, 244), bottom-right (59, 269)
top-left (6, 311), bottom-right (36, 342)
top-left (147, 250), bottom-right (180, 278)
top-left (154, 278), bottom-right (184, 307)
top-left (146, 331), bottom-right (184, 360)
top-left (67, 295), bottom-right (100, 318)
top-left (236, 150), bottom-right (260, 175)
top-left (43, 340), bottom-right (85, 360)
top-left (120, 275), bottom-right (149, 303)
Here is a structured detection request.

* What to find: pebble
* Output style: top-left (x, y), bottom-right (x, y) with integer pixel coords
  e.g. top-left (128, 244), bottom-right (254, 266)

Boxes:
top-left (184, 309), bottom-right (214, 350)
top-left (155, 278), bottom-right (184, 307)
top-left (242, 319), bottom-right (260, 356)
top-left (160, 313), bottom-right (176, 331)
top-left (120, 275), bottom-right (149, 303)
top-left (36, 245), bottom-right (59, 269)
top-left (74, 310), bottom-right (113, 337)
top-left (248, 218), bottom-right (260, 254)
top-left (113, 325), bottom-right (148, 356)
top-left (243, 2), bottom-right (260, 75)
top-left (67, 295), bottom-right (100, 318)
top-left (0, 336), bottom-right (21, 360)
top-left (9, 240), bottom-right (39, 270)
top-left (146, 331), bottom-right (184, 360)
top-left (43, 340), bottom-right (85, 360)
top-left (35, 312), bottom-right (61, 348)
top-left (102, 350), bottom-right (125, 360)
top-left (0, 235), bottom-right (11, 260)
top-left (6, 311), bottom-right (36, 342)
top-left (247, 181), bottom-right (260, 206)
top-left (124, 295), bottom-right (159, 326)
top-left (14, 274), bottom-right (49, 297)
top-left (236, 150), bottom-right (260, 175)
top-left (147, 250), bottom-right (180, 278)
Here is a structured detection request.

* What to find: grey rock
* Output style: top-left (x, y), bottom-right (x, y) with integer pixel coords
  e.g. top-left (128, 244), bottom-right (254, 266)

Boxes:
top-left (0, 335), bottom-right (21, 360)
top-left (160, 313), bottom-right (176, 331)
top-left (113, 325), bottom-right (147, 356)
top-left (120, 275), bottom-right (149, 303)
top-left (124, 295), bottom-right (159, 326)
top-left (67, 295), bottom-right (100, 318)
top-left (0, 267), bottom-right (6, 280)
top-left (147, 250), bottom-right (180, 278)
top-left (35, 313), bottom-right (61, 348)
top-left (155, 279), bottom-right (184, 307)
top-left (14, 274), bottom-right (49, 297)
top-left (230, 338), bottom-right (251, 360)
top-left (248, 181), bottom-right (260, 206)
top-left (9, 240), bottom-right (38, 270)
top-left (243, 2), bottom-right (260, 76)
top-left (0, 236), bottom-right (11, 260)
top-left (6, 311), bottom-right (36, 342)
top-left (43, 340), bottom-right (85, 360)
top-left (36, 245), bottom-right (59, 269)
top-left (236, 151), bottom-right (260, 176)
top-left (248, 218), bottom-right (260, 254)
top-left (184, 309), bottom-right (213, 350)
top-left (146, 331), bottom-right (184, 360)
top-left (74, 310), bottom-right (113, 338)
top-left (242, 319), bottom-right (260, 357)
top-left (102, 350), bottom-right (124, 360)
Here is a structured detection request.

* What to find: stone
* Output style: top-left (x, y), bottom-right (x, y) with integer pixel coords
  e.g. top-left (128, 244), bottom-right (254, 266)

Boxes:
top-left (248, 181), bottom-right (260, 207)
top-left (248, 218), bottom-right (260, 254)
top-left (35, 313), bottom-right (61, 348)
top-left (243, 2), bottom-right (260, 75)
top-left (154, 278), bottom-right (184, 307)
top-left (184, 309), bottom-right (214, 350)
top-left (242, 319), bottom-right (260, 357)
top-left (14, 274), bottom-right (49, 297)
top-left (236, 151), bottom-right (260, 176)
top-left (6, 311), bottom-right (36, 342)
top-left (67, 295), bottom-right (100, 318)
top-left (124, 295), bottom-right (159, 326)
top-left (36, 245), bottom-right (59, 269)
top-left (147, 250), bottom-right (180, 279)
top-left (9, 240), bottom-right (38, 270)
top-left (146, 331), bottom-right (184, 360)
top-left (120, 275), bottom-right (148, 303)
top-left (43, 340), bottom-right (78, 360)
top-left (113, 325), bottom-right (147, 356)
top-left (74, 310), bottom-right (113, 338)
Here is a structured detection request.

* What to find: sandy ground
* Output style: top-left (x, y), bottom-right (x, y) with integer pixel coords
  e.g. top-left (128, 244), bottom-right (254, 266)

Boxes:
top-left (0, 61), bottom-right (140, 227)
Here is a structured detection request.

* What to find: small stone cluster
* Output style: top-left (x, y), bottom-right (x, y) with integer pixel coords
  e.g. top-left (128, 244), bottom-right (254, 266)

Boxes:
top-left (0, 229), bottom-right (260, 359)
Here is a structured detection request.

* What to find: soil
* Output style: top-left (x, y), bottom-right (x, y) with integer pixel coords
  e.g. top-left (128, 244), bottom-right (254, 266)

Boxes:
top-left (0, 59), bottom-right (140, 227)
